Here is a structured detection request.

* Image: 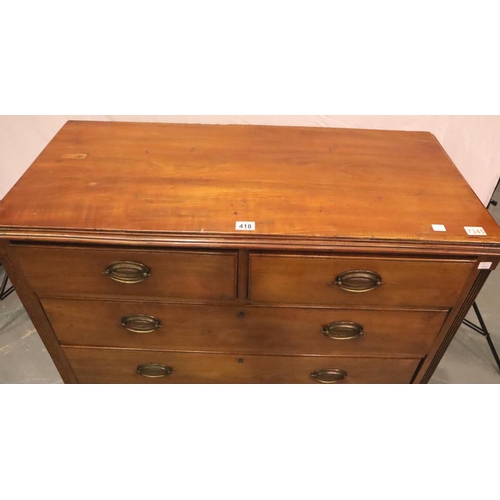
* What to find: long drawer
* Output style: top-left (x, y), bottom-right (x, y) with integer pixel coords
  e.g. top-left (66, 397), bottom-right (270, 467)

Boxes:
top-left (249, 253), bottom-right (474, 307)
top-left (44, 299), bottom-right (447, 356)
top-left (11, 245), bottom-right (237, 300)
top-left (63, 347), bottom-right (421, 384)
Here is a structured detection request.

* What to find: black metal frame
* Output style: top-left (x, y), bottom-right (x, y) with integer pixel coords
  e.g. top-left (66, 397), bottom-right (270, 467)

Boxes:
top-left (0, 264), bottom-right (15, 301)
top-left (463, 302), bottom-right (500, 372)
top-left (486, 176), bottom-right (499, 209)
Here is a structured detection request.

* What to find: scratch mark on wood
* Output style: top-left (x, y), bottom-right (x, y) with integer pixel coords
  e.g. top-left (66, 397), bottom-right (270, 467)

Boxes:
top-left (61, 153), bottom-right (88, 160)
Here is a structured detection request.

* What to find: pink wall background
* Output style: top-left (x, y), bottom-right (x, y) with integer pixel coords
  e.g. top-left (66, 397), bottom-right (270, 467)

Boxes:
top-left (1, 115), bottom-right (499, 205)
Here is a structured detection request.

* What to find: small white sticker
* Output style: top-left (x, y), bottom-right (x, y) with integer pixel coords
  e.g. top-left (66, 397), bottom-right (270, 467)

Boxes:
top-left (432, 224), bottom-right (447, 232)
top-left (465, 226), bottom-right (487, 236)
top-left (478, 262), bottom-right (492, 269)
top-left (235, 221), bottom-right (255, 231)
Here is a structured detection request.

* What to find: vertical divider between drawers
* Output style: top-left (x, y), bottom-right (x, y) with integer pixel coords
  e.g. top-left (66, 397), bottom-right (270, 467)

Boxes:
top-left (237, 249), bottom-right (250, 300)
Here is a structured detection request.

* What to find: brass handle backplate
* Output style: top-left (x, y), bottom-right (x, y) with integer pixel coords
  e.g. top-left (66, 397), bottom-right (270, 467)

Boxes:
top-left (121, 314), bottom-right (162, 334)
top-left (136, 363), bottom-right (173, 378)
top-left (310, 368), bottom-right (348, 384)
top-left (322, 321), bottom-right (364, 340)
top-left (334, 269), bottom-right (382, 292)
top-left (103, 261), bottom-right (151, 284)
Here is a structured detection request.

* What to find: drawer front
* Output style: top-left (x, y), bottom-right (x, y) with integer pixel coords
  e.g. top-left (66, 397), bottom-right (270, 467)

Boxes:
top-left (249, 253), bottom-right (474, 307)
top-left (45, 299), bottom-right (447, 356)
top-left (63, 347), bottom-right (421, 384)
top-left (12, 245), bottom-right (237, 300)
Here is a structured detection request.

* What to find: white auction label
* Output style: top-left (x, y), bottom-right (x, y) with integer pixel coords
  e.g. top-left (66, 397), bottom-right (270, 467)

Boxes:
top-left (478, 262), bottom-right (492, 269)
top-left (235, 221), bottom-right (255, 231)
top-left (464, 226), bottom-right (487, 236)
top-left (432, 224), bottom-right (446, 232)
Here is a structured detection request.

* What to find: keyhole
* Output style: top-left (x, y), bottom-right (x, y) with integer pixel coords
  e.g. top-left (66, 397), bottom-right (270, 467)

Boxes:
top-left (237, 358), bottom-right (244, 363)
top-left (237, 311), bottom-right (245, 319)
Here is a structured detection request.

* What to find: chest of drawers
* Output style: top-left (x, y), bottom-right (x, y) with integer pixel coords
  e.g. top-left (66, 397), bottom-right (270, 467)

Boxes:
top-left (1, 121), bottom-right (499, 383)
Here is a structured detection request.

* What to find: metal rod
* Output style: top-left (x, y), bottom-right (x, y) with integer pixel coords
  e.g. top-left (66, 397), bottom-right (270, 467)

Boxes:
top-left (473, 302), bottom-right (490, 335)
top-left (485, 335), bottom-right (500, 371)
top-left (462, 319), bottom-right (486, 336)
top-left (464, 302), bottom-right (500, 373)
top-left (0, 269), bottom-right (15, 301)
top-left (487, 177), bottom-right (500, 209)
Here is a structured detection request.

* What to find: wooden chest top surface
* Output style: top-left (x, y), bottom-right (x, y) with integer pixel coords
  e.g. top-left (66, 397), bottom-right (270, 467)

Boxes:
top-left (1, 120), bottom-right (499, 250)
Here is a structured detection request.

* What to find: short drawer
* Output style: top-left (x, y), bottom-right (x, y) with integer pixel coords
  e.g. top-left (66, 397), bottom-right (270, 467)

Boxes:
top-left (63, 347), bottom-right (421, 384)
top-left (11, 245), bottom-right (237, 300)
top-left (249, 253), bottom-right (474, 307)
top-left (44, 299), bottom-right (447, 357)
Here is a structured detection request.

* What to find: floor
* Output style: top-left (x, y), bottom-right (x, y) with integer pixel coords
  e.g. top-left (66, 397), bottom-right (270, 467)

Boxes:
top-left (1, 184), bottom-right (500, 384)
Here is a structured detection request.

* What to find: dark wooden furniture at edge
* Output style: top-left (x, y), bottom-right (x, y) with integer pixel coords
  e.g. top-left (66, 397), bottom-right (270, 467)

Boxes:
top-left (1, 121), bottom-right (499, 383)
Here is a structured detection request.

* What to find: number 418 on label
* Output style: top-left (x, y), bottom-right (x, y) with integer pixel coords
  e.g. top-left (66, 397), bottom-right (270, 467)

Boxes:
top-left (235, 221), bottom-right (255, 231)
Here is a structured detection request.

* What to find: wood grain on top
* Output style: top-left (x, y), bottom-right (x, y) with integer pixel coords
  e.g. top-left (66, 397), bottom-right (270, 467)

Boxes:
top-left (1, 120), bottom-right (499, 246)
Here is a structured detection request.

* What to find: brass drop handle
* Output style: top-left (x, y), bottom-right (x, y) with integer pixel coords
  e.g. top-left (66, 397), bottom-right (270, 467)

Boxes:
top-left (103, 261), bottom-right (151, 283)
top-left (121, 314), bottom-right (162, 333)
top-left (136, 363), bottom-right (173, 378)
top-left (310, 369), bottom-right (348, 384)
top-left (334, 269), bottom-right (382, 292)
top-left (322, 321), bottom-right (364, 340)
